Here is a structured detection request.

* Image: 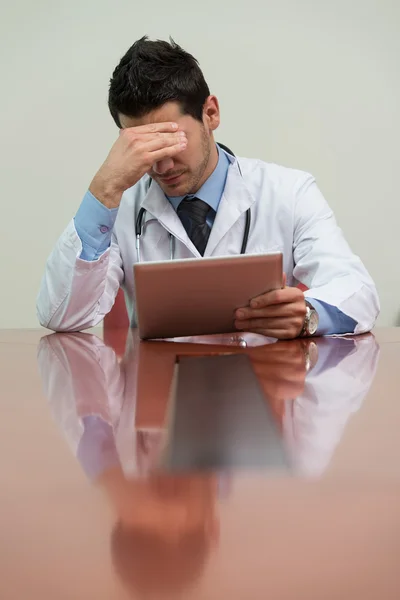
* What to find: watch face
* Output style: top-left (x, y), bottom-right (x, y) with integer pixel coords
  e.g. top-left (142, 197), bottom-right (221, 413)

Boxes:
top-left (307, 340), bottom-right (319, 368)
top-left (308, 310), bottom-right (319, 335)
top-left (299, 340), bottom-right (319, 371)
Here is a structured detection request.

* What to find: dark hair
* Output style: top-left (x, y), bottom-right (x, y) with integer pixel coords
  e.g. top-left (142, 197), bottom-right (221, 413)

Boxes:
top-left (108, 36), bottom-right (210, 128)
top-left (111, 522), bottom-right (210, 595)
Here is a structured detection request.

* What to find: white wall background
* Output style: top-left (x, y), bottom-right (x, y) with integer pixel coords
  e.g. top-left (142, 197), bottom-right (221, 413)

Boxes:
top-left (0, 0), bottom-right (399, 328)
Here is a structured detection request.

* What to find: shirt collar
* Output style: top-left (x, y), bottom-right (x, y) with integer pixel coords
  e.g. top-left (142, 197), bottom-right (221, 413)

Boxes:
top-left (166, 145), bottom-right (230, 213)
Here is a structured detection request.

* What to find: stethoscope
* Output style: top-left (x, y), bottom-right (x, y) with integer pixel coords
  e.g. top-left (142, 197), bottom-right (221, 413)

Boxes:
top-left (135, 143), bottom-right (251, 262)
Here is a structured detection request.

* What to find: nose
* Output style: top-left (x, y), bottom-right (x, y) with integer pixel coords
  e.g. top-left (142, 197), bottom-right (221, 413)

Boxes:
top-left (153, 158), bottom-right (175, 175)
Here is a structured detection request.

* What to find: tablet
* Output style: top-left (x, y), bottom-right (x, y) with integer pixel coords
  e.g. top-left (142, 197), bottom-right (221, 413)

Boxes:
top-left (160, 354), bottom-right (289, 471)
top-left (134, 252), bottom-right (283, 340)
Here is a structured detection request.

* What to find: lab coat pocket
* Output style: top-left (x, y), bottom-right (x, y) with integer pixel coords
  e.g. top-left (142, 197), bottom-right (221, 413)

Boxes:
top-left (246, 244), bottom-right (283, 256)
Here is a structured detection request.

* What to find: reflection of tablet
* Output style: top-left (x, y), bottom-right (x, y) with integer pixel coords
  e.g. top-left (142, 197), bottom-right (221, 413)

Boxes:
top-left (160, 354), bottom-right (289, 472)
top-left (134, 252), bottom-right (282, 339)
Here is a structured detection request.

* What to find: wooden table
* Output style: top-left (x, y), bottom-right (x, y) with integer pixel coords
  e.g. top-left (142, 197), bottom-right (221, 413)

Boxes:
top-left (0, 328), bottom-right (399, 599)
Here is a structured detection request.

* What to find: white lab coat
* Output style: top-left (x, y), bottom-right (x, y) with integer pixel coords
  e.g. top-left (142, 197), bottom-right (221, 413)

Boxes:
top-left (37, 153), bottom-right (379, 333)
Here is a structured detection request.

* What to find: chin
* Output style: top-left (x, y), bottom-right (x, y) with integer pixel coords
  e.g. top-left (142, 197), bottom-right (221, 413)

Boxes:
top-left (161, 180), bottom-right (189, 197)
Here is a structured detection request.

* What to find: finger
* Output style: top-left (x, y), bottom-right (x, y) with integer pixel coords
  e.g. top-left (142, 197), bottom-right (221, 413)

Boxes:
top-left (251, 354), bottom-right (305, 372)
top-left (253, 365), bottom-right (307, 391)
top-left (236, 302), bottom-right (303, 320)
top-left (147, 140), bottom-right (188, 162)
top-left (142, 131), bottom-right (187, 152)
top-left (282, 272), bottom-right (287, 288)
top-left (250, 286), bottom-right (304, 309)
top-left (236, 317), bottom-right (304, 339)
top-left (250, 342), bottom-right (305, 362)
top-left (124, 122), bottom-right (179, 134)
top-left (249, 327), bottom-right (301, 340)
top-left (235, 317), bottom-right (290, 331)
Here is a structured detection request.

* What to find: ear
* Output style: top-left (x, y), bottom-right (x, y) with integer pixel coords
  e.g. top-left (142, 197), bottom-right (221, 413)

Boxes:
top-left (203, 95), bottom-right (220, 132)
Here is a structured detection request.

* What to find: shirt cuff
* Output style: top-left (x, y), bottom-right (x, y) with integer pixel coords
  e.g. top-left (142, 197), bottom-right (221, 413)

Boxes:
top-left (74, 190), bottom-right (119, 261)
top-left (77, 416), bottom-right (120, 480)
top-left (306, 298), bottom-right (357, 335)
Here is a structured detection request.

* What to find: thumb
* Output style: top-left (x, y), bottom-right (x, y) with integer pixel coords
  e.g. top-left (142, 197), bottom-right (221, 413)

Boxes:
top-left (282, 272), bottom-right (287, 288)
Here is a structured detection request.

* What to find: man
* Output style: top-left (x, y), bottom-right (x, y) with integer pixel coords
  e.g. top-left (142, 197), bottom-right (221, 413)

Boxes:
top-left (37, 37), bottom-right (379, 337)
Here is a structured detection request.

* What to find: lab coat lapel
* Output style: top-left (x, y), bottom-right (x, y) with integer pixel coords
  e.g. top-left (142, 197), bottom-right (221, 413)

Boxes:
top-left (204, 159), bottom-right (256, 257)
top-left (140, 180), bottom-right (200, 257)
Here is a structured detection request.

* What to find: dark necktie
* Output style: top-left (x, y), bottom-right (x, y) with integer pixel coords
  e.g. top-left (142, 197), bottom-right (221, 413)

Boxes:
top-left (177, 197), bottom-right (211, 256)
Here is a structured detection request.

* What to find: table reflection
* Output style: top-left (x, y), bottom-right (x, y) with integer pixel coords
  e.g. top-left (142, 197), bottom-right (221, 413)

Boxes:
top-left (38, 330), bottom-right (379, 478)
top-left (37, 330), bottom-right (380, 597)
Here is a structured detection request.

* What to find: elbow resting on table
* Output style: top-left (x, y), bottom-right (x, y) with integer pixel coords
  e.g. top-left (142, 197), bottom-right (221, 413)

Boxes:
top-left (36, 300), bottom-right (103, 333)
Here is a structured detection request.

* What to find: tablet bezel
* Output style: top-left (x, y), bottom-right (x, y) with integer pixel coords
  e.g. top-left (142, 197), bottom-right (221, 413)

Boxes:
top-left (134, 252), bottom-right (283, 339)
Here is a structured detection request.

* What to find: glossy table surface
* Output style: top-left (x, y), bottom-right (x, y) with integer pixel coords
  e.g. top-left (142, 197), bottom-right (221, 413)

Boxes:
top-left (1, 327), bottom-right (400, 599)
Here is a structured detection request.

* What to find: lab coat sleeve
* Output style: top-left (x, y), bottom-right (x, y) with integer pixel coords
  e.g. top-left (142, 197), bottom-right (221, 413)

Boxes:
top-left (292, 175), bottom-right (380, 334)
top-left (36, 219), bottom-right (124, 332)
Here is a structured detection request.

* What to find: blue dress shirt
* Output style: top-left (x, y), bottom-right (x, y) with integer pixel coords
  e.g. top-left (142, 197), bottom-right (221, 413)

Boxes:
top-left (74, 148), bottom-right (356, 335)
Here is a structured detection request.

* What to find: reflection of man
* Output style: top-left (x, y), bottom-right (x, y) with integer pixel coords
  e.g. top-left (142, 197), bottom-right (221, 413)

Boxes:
top-left (37, 37), bottom-right (379, 338)
top-left (80, 427), bottom-right (218, 597)
top-left (38, 332), bottom-right (219, 596)
top-left (104, 471), bottom-right (218, 598)
top-left (38, 330), bottom-right (380, 594)
top-left (280, 336), bottom-right (380, 475)
top-left (249, 339), bottom-right (316, 414)
top-left (242, 335), bottom-right (379, 475)
top-left (38, 330), bottom-right (379, 480)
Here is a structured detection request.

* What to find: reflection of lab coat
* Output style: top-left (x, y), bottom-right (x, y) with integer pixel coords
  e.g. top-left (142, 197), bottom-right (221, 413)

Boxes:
top-left (283, 336), bottom-right (380, 476)
top-left (37, 154), bottom-right (379, 332)
top-left (37, 331), bottom-right (379, 478)
top-left (37, 332), bottom-right (143, 477)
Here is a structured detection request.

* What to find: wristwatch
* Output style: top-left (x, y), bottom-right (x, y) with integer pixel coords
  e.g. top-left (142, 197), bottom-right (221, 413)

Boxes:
top-left (300, 339), bottom-right (319, 371)
top-left (299, 300), bottom-right (319, 337)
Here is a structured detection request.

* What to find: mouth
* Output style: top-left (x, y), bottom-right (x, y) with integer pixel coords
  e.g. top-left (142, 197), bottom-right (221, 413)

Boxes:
top-left (159, 172), bottom-right (185, 186)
